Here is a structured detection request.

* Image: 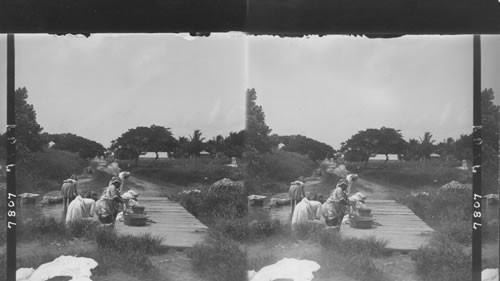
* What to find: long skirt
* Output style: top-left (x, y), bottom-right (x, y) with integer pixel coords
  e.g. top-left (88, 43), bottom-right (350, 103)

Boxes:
top-left (95, 199), bottom-right (120, 224)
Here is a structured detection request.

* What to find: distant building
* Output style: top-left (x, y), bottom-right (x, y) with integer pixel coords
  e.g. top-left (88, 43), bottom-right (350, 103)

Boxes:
top-left (48, 141), bottom-right (56, 149)
top-left (368, 154), bottom-right (399, 161)
top-left (277, 143), bottom-right (285, 150)
top-left (199, 151), bottom-right (211, 158)
top-left (139, 152), bottom-right (169, 159)
top-left (429, 153), bottom-right (441, 159)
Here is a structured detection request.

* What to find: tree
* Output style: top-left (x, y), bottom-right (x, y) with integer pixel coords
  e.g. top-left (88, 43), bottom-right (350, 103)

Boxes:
top-left (275, 134), bottom-right (335, 161)
top-left (43, 133), bottom-right (106, 159)
top-left (246, 88), bottom-right (272, 153)
top-left (15, 87), bottom-right (44, 161)
top-left (405, 138), bottom-right (420, 161)
top-left (341, 127), bottom-right (407, 167)
top-left (418, 132), bottom-right (436, 159)
top-left (188, 129), bottom-right (206, 157)
top-left (111, 125), bottom-right (177, 164)
top-left (481, 88), bottom-right (499, 194)
top-left (224, 130), bottom-right (245, 157)
top-left (455, 134), bottom-right (473, 162)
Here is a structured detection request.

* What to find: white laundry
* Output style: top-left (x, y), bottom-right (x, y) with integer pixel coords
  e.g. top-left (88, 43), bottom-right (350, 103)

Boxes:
top-left (16, 255), bottom-right (98, 281)
top-left (66, 196), bottom-right (96, 224)
top-left (249, 258), bottom-right (320, 281)
top-left (482, 268), bottom-right (498, 281)
top-left (292, 198), bottom-right (312, 226)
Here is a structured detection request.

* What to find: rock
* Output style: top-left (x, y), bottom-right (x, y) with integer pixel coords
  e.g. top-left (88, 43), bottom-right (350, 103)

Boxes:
top-left (440, 181), bottom-right (472, 191)
top-left (270, 198), bottom-right (291, 206)
top-left (18, 193), bottom-right (40, 204)
top-left (40, 196), bottom-right (63, 205)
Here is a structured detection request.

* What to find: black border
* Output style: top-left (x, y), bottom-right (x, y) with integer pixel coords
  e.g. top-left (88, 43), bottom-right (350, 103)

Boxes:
top-left (3, 0), bottom-right (498, 280)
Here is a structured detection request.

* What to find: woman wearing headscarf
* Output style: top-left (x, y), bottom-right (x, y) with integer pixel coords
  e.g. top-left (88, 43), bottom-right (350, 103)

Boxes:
top-left (95, 178), bottom-right (124, 224)
top-left (288, 176), bottom-right (306, 217)
top-left (65, 195), bottom-right (96, 225)
top-left (61, 174), bottom-right (78, 216)
top-left (321, 179), bottom-right (350, 227)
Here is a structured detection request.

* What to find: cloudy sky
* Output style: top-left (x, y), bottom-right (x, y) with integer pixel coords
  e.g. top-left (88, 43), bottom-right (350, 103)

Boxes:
top-left (0, 34), bottom-right (499, 150)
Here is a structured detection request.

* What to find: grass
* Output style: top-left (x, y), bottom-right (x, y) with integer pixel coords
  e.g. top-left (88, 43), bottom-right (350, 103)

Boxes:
top-left (188, 230), bottom-right (247, 281)
top-left (359, 165), bottom-right (471, 190)
top-left (124, 158), bottom-right (244, 186)
top-left (412, 234), bottom-right (472, 281)
top-left (13, 217), bottom-right (164, 281)
top-left (318, 229), bottom-right (388, 281)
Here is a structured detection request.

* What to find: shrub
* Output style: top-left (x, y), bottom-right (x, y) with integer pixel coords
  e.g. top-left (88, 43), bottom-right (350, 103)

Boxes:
top-left (319, 233), bottom-right (386, 281)
top-left (175, 179), bottom-right (247, 219)
top-left (66, 220), bottom-right (101, 239)
top-left (17, 149), bottom-right (88, 193)
top-left (249, 218), bottom-right (286, 240)
top-left (248, 253), bottom-right (278, 271)
top-left (412, 235), bottom-right (472, 281)
top-left (292, 222), bottom-right (324, 241)
top-left (213, 218), bottom-right (250, 241)
top-left (344, 254), bottom-right (385, 281)
top-left (188, 230), bottom-right (247, 281)
top-left (17, 216), bottom-right (68, 241)
top-left (259, 151), bottom-right (316, 182)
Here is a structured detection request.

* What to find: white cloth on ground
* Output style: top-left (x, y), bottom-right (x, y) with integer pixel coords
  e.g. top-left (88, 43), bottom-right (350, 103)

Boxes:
top-left (66, 196), bottom-right (96, 224)
top-left (292, 197), bottom-right (312, 226)
top-left (249, 258), bottom-right (320, 281)
top-left (16, 255), bottom-right (98, 281)
top-left (482, 268), bottom-right (498, 281)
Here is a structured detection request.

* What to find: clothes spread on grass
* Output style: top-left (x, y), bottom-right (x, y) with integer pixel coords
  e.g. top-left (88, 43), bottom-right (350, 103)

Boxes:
top-left (65, 195), bottom-right (96, 224)
top-left (292, 197), bottom-right (313, 226)
top-left (482, 268), bottom-right (498, 281)
top-left (16, 255), bottom-right (98, 281)
top-left (248, 258), bottom-right (320, 281)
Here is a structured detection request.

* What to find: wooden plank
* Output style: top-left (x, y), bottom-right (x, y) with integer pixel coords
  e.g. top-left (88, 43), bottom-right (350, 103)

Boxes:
top-left (115, 198), bottom-right (208, 248)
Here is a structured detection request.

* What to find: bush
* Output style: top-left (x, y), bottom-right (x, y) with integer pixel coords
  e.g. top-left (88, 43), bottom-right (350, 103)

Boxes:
top-left (259, 151), bottom-right (316, 182)
top-left (17, 149), bottom-right (88, 193)
top-left (174, 179), bottom-right (247, 219)
top-left (292, 222), bottom-right (324, 241)
top-left (213, 218), bottom-right (250, 241)
top-left (17, 216), bottom-right (68, 241)
top-left (318, 231), bottom-right (386, 281)
top-left (344, 254), bottom-right (385, 281)
top-left (319, 230), bottom-right (387, 257)
top-left (413, 235), bottom-right (472, 281)
top-left (188, 230), bottom-right (247, 281)
top-left (66, 220), bottom-right (100, 239)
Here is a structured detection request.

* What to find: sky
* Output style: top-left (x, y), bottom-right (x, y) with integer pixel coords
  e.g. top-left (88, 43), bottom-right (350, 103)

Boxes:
top-left (0, 34), bottom-right (499, 150)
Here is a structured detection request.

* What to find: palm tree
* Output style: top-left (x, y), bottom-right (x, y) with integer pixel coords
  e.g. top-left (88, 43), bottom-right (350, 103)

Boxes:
top-left (189, 129), bottom-right (206, 157)
top-left (419, 132), bottom-right (435, 159)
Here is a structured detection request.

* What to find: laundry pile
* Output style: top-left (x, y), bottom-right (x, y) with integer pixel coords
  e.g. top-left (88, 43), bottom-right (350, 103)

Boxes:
top-left (248, 258), bottom-right (320, 281)
top-left (16, 255), bottom-right (98, 281)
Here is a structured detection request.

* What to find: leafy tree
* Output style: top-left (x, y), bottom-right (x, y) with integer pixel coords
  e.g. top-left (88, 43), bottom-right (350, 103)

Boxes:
top-left (455, 134), bottom-right (473, 162)
top-left (418, 132), bottom-right (436, 159)
top-left (42, 133), bottom-right (106, 159)
top-left (111, 125), bottom-right (177, 164)
top-left (224, 130), bottom-right (245, 157)
top-left (481, 88), bottom-right (499, 194)
top-left (274, 134), bottom-right (335, 161)
top-left (405, 138), bottom-right (420, 161)
top-left (341, 127), bottom-right (407, 167)
top-left (15, 87), bottom-right (44, 161)
top-left (188, 129), bottom-right (206, 157)
top-left (246, 88), bottom-right (272, 153)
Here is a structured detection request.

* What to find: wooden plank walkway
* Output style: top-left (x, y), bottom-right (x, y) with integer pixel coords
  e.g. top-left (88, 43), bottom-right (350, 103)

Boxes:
top-left (250, 199), bottom-right (434, 251)
top-left (340, 199), bottom-right (434, 251)
top-left (115, 197), bottom-right (208, 249)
